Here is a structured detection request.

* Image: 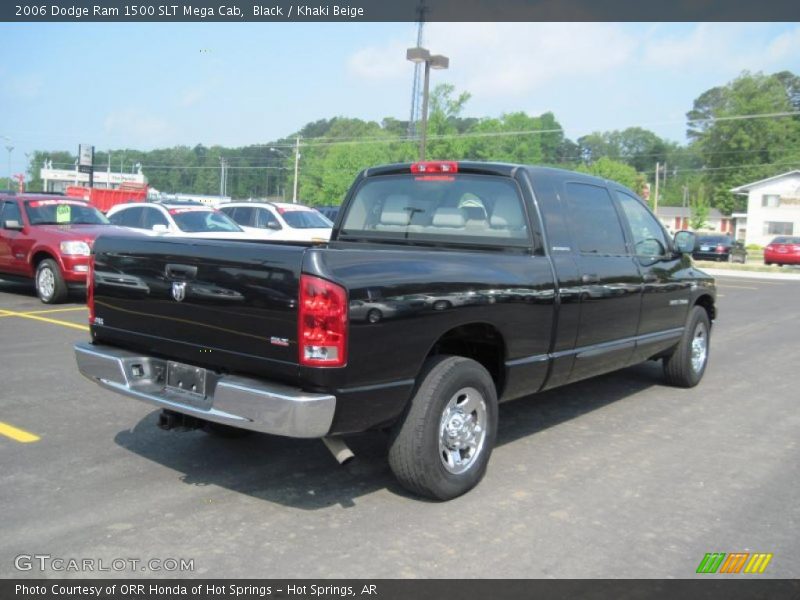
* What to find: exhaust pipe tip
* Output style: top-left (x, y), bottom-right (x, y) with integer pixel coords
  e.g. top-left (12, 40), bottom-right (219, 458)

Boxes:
top-left (322, 436), bottom-right (355, 465)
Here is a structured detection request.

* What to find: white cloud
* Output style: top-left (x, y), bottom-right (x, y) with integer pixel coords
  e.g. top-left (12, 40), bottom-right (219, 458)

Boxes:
top-left (347, 41), bottom-right (410, 81)
top-left (347, 23), bottom-right (636, 98)
top-left (180, 88), bottom-right (205, 107)
top-left (766, 27), bottom-right (800, 62)
top-left (640, 23), bottom-right (800, 72)
top-left (431, 23), bottom-right (635, 97)
top-left (103, 109), bottom-right (172, 145)
top-left (9, 74), bottom-right (44, 99)
top-left (640, 24), bottom-right (747, 69)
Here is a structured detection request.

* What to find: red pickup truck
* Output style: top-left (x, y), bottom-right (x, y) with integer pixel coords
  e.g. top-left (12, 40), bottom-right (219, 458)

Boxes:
top-left (0, 194), bottom-right (127, 303)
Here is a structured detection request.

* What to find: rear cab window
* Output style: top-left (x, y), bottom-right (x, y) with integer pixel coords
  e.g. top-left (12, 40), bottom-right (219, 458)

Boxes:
top-left (339, 173), bottom-right (531, 248)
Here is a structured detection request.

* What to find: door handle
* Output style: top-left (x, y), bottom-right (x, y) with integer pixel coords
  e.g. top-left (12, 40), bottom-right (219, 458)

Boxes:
top-left (165, 264), bottom-right (198, 280)
top-left (581, 274), bottom-right (599, 284)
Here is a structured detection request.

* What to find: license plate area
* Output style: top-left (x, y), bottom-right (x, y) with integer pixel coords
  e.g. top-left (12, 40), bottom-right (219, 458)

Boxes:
top-left (166, 361), bottom-right (207, 397)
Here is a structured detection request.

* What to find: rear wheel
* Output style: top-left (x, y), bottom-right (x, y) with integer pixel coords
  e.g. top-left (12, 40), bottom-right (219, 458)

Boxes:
top-left (388, 355), bottom-right (497, 500)
top-left (35, 259), bottom-right (68, 304)
top-left (663, 306), bottom-right (710, 388)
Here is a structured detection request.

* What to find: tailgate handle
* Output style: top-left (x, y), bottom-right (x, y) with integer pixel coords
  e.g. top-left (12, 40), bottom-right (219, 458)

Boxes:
top-left (165, 264), bottom-right (198, 280)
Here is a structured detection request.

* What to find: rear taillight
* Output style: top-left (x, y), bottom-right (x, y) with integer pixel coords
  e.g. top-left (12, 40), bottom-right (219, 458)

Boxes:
top-left (411, 161), bottom-right (458, 174)
top-left (715, 245), bottom-right (726, 253)
top-left (298, 274), bottom-right (347, 367)
top-left (87, 255), bottom-right (95, 325)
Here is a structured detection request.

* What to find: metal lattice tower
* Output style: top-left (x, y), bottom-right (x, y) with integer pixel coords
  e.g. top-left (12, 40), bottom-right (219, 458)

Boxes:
top-left (407, 1), bottom-right (428, 137)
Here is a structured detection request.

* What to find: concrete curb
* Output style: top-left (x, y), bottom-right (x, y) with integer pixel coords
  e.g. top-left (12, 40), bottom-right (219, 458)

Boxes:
top-left (701, 268), bottom-right (800, 281)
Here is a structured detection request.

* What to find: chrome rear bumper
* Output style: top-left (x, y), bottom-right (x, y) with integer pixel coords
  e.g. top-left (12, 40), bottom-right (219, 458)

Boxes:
top-left (74, 342), bottom-right (335, 438)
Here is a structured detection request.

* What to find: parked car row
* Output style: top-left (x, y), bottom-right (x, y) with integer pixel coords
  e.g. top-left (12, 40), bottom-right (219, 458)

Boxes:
top-left (0, 192), bottom-right (338, 303)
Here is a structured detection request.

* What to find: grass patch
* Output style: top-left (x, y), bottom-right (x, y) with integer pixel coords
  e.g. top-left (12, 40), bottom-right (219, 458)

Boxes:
top-left (693, 259), bottom-right (798, 273)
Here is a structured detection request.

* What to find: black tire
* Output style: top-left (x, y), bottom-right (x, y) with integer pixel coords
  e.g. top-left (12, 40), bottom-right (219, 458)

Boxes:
top-left (367, 308), bottom-right (382, 324)
top-left (388, 355), bottom-right (498, 500)
top-left (203, 422), bottom-right (253, 438)
top-left (432, 300), bottom-right (451, 311)
top-left (35, 258), bottom-right (68, 304)
top-left (663, 306), bottom-right (711, 388)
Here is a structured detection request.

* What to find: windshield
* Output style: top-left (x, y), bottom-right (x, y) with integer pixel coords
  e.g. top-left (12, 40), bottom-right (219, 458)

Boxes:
top-left (340, 174), bottom-right (529, 247)
top-left (170, 209), bottom-right (242, 233)
top-left (25, 200), bottom-right (109, 225)
top-left (281, 209), bottom-right (332, 229)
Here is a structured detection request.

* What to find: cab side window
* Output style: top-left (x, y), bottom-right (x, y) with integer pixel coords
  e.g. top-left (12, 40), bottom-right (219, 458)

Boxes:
top-left (231, 206), bottom-right (255, 227)
top-left (142, 207), bottom-right (169, 230)
top-left (110, 206), bottom-right (144, 228)
top-left (2, 201), bottom-right (22, 224)
top-left (615, 191), bottom-right (668, 257)
top-left (257, 208), bottom-right (281, 229)
top-left (564, 183), bottom-right (627, 255)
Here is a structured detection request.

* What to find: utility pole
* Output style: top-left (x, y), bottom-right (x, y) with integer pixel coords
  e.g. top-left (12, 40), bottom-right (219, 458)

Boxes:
top-left (5, 145), bottom-right (13, 190)
top-left (107, 151), bottom-right (111, 189)
top-left (292, 136), bottom-right (300, 204)
top-left (653, 161), bottom-right (660, 213)
top-left (219, 156), bottom-right (226, 199)
top-left (419, 60), bottom-right (431, 161)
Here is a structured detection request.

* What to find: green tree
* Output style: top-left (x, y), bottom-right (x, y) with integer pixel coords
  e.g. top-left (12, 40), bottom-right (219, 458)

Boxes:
top-left (685, 70), bottom-right (800, 213)
top-left (576, 157), bottom-right (646, 195)
top-left (689, 185), bottom-right (710, 230)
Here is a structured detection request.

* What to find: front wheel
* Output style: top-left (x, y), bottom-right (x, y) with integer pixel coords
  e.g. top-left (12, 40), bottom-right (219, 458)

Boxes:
top-left (35, 259), bottom-right (68, 304)
top-left (388, 355), bottom-right (498, 500)
top-left (663, 306), bottom-right (710, 388)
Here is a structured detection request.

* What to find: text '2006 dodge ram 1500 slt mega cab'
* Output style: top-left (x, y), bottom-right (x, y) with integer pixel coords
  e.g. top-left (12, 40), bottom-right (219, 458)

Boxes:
top-left (75, 161), bottom-right (716, 500)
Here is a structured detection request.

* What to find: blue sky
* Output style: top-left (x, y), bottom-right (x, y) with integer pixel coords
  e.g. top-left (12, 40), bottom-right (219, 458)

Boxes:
top-left (1, 22), bottom-right (799, 177)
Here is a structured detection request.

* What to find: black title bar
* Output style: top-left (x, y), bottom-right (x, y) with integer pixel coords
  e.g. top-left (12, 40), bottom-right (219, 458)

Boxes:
top-left (3, 0), bottom-right (800, 22)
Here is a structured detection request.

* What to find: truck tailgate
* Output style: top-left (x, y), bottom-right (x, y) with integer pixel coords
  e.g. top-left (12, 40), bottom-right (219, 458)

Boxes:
top-left (90, 235), bottom-right (306, 382)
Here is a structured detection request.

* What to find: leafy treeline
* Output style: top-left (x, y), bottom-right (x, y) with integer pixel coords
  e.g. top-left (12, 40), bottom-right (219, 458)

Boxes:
top-left (26, 70), bottom-right (800, 214)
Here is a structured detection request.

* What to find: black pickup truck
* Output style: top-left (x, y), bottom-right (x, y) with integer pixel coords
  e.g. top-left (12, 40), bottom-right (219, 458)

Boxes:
top-left (75, 161), bottom-right (715, 500)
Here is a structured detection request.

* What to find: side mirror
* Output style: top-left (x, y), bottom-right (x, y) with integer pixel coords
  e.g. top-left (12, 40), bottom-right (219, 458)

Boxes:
top-left (3, 219), bottom-right (23, 231)
top-left (152, 224), bottom-right (169, 233)
top-left (674, 230), bottom-right (695, 254)
top-left (267, 222), bottom-right (281, 230)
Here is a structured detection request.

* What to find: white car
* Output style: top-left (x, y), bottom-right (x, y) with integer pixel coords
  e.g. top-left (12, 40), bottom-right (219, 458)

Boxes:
top-left (106, 202), bottom-right (257, 239)
top-left (219, 202), bottom-right (332, 242)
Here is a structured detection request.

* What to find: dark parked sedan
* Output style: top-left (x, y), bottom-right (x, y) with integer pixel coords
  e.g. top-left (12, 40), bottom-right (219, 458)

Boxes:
top-left (692, 233), bottom-right (747, 263)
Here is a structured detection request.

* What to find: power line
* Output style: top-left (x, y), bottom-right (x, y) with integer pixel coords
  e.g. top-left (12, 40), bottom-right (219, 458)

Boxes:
top-left (12, 110), bottom-right (800, 150)
top-left (642, 160), bottom-right (800, 175)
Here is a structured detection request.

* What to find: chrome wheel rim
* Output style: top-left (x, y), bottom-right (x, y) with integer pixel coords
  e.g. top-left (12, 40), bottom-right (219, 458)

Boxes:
top-left (438, 387), bottom-right (487, 474)
top-left (691, 321), bottom-right (708, 373)
top-left (37, 267), bottom-right (55, 300)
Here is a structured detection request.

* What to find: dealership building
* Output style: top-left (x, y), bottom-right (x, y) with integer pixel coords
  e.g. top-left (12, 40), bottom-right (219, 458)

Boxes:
top-left (731, 170), bottom-right (800, 246)
top-left (39, 162), bottom-right (147, 194)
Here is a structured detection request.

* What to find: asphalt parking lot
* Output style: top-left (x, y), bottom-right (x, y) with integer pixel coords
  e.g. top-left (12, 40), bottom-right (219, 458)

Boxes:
top-left (1, 273), bottom-right (798, 579)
